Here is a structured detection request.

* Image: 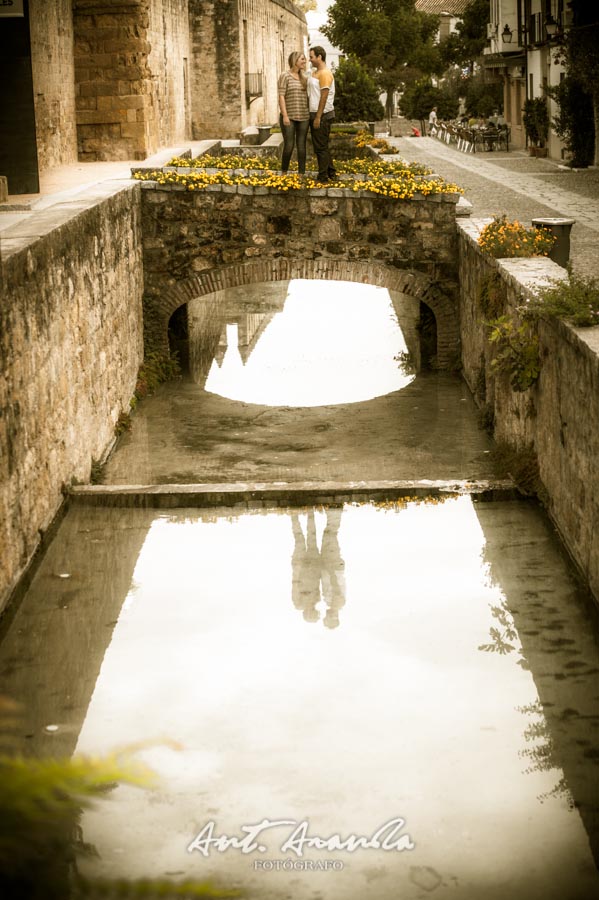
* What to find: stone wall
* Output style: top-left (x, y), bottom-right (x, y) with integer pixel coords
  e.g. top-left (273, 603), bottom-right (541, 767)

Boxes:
top-left (239, 0), bottom-right (308, 130)
top-left (147, 0), bottom-right (191, 150)
top-left (74, 0), bottom-right (154, 161)
top-left (0, 184), bottom-right (144, 611)
top-left (189, 0), bottom-right (307, 139)
top-left (139, 182), bottom-right (461, 358)
top-left (30, 0), bottom-right (78, 172)
top-left (73, 0), bottom-right (190, 161)
top-left (458, 219), bottom-right (599, 603)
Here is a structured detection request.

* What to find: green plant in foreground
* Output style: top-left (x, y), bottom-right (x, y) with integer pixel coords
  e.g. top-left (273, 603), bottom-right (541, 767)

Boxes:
top-left (0, 699), bottom-right (238, 900)
top-left (487, 315), bottom-right (540, 392)
top-left (524, 271), bottom-right (599, 327)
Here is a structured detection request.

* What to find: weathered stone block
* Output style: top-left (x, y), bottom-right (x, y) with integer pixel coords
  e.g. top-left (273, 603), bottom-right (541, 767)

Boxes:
top-left (313, 218), bottom-right (342, 242)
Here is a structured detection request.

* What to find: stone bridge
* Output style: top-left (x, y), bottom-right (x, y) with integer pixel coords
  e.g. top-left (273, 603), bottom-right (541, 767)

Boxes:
top-left (140, 182), bottom-right (462, 366)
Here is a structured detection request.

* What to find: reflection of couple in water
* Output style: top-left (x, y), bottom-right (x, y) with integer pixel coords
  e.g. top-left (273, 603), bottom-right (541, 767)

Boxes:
top-left (291, 508), bottom-right (346, 628)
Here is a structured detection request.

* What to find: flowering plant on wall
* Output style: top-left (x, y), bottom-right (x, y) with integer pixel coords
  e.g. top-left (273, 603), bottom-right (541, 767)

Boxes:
top-left (477, 215), bottom-right (556, 259)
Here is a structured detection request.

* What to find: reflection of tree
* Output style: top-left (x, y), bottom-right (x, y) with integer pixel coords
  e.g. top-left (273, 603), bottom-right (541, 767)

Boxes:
top-left (517, 701), bottom-right (575, 808)
top-left (478, 602), bottom-right (573, 807)
top-left (477, 599), bottom-right (528, 667)
top-left (394, 350), bottom-right (417, 376)
top-left (290, 508), bottom-right (346, 628)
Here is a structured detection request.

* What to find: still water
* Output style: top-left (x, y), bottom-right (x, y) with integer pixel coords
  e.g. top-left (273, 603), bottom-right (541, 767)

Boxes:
top-left (1, 497), bottom-right (598, 899)
top-left (198, 279), bottom-right (417, 406)
top-left (104, 280), bottom-right (496, 485)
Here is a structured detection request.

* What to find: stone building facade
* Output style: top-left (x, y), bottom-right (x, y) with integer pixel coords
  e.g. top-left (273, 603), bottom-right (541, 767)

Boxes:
top-left (2, 0), bottom-right (306, 188)
top-left (73, 0), bottom-right (193, 161)
top-left (189, 0), bottom-right (307, 139)
top-left (29, 0), bottom-right (79, 172)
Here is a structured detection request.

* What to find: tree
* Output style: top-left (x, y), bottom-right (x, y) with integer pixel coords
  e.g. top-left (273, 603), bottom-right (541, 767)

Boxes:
top-left (546, 76), bottom-right (594, 167)
top-left (438, 0), bottom-right (488, 76)
top-left (557, 2), bottom-right (599, 165)
top-left (333, 57), bottom-right (385, 122)
top-left (292, 0), bottom-right (317, 11)
top-left (322, 0), bottom-right (442, 117)
top-left (464, 74), bottom-right (503, 118)
top-left (522, 97), bottom-right (550, 148)
top-left (400, 79), bottom-right (458, 131)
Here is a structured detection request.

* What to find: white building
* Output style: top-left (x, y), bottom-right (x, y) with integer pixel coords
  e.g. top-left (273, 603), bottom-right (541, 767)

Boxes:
top-left (484, 0), bottom-right (570, 156)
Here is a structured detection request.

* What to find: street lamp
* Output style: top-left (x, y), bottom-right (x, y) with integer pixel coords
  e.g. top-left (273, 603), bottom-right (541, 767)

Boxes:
top-left (545, 14), bottom-right (559, 37)
top-left (502, 24), bottom-right (513, 44)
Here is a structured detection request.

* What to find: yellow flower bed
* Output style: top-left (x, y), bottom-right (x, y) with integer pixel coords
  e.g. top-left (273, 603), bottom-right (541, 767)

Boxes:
top-left (353, 130), bottom-right (399, 154)
top-left (168, 154), bottom-right (277, 169)
top-left (133, 156), bottom-right (462, 199)
top-left (478, 215), bottom-right (556, 259)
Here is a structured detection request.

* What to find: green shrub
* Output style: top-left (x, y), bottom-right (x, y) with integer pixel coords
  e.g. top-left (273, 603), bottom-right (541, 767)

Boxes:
top-left (478, 272), bottom-right (506, 318)
top-left (333, 57), bottom-right (385, 123)
top-left (487, 315), bottom-right (540, 392)
top-left (546, 76), bottom-right (594, 167)
top-left (525, 271), bottom-right (599, 327)
top-left (522, 97), bottom-right (549, 148)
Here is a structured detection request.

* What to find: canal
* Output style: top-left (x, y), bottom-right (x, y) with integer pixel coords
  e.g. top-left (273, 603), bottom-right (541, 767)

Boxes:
top-left (0, 280), bottom-right (598, 900)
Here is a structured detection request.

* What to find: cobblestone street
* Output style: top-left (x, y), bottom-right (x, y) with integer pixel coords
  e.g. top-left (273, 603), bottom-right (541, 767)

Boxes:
top-left (388, 136), bottom-right (599, 277)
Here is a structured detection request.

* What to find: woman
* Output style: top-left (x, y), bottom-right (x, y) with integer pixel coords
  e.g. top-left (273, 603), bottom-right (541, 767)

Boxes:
top-left (278, 51), bottom-right (309, 175)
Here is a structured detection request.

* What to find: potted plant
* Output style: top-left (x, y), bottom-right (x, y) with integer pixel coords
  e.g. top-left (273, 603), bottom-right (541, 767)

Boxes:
top-left (522, 97), bottom-right (549, 157)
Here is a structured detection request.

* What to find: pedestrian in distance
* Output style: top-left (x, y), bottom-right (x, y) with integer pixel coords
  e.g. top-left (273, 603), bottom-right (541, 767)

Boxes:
top-left (278, 51), bottom-right (310, 176)
top-left (308, 45), bottom-right (337, 184)
top-left (428, 106), bottom-right (438, 135)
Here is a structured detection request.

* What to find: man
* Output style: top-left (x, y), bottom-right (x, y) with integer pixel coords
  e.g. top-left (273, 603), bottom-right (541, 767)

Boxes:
top-left (428, 106), bottom-right (438, 135)
top-left (308, 46), bottom-right (336, 184)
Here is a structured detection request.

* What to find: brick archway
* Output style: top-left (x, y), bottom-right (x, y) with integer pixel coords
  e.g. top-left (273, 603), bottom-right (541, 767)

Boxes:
top-left (145, 258), bottom-right (459, 367)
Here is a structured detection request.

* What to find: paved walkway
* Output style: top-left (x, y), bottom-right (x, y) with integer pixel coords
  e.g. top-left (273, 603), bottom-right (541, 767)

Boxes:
top-left (388, 136), bottom-right (599, 278)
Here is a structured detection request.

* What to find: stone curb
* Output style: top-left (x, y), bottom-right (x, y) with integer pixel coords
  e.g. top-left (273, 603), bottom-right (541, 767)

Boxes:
top-left (70, 479), bottom-right (518, 509)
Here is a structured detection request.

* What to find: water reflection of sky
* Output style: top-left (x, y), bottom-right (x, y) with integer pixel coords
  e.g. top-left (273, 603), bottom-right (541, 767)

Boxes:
top-left (74, 497), bottom-right (599, 897)
top-left (203, 280), bottom-right (416, 407)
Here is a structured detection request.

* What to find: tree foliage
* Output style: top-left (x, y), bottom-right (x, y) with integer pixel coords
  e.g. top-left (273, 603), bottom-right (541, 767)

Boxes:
top-left (322, 0), bottom-right (442, 114)
top-left (333, 56), bottom-right (385, 122)
top-left (546, 76), bottom-right (594, 167)
top-left (464, 75), bottom-right (503, 118)
top-left (438, 0), bottom-right (488, 74)
top-left (400, 80), bottom-right (457, 122)
top-left (553, 1), bottom-right (599, 165)
top-left (292, 0), bottom-right (317, 11)
top-left (522, 97), bottom-right (550, 147)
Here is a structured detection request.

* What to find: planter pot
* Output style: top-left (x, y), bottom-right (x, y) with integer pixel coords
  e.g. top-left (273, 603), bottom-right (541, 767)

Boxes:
top-left (528, 146), bottom-right (548, 158)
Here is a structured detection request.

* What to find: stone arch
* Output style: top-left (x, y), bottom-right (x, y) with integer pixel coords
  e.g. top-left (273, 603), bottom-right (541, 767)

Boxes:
top-left (145, 258), bottom-right (459, 367)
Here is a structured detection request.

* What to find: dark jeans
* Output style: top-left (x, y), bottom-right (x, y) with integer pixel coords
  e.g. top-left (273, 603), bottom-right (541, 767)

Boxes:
top-left (280, 116), bottom-right (309, 174)
top-left (309, 112), bottom-right (336, 181)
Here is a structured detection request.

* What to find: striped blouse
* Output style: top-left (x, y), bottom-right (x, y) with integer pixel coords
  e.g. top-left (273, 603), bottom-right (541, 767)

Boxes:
top-left (277, 71), bottom-right (309, 121)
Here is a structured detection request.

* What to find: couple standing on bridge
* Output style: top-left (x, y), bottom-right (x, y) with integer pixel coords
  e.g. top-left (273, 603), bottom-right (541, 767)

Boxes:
top-left (277, 46), bottom-right (337, 184)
